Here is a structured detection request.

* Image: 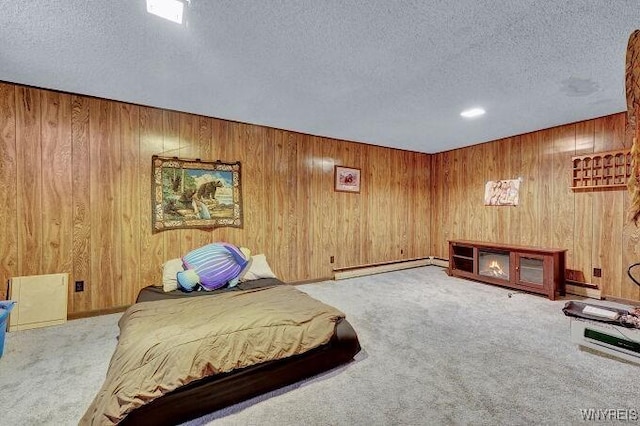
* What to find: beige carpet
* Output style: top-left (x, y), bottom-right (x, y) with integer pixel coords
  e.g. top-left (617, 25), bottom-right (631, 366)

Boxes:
top-left (1, 266), bottom-right (639, 425)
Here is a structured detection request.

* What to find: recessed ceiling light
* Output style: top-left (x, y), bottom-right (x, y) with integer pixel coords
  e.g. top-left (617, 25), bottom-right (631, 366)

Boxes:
top-left (460, 108), bottom-right (486, 118)
top-left (147, 0), bottom-right (185, 24)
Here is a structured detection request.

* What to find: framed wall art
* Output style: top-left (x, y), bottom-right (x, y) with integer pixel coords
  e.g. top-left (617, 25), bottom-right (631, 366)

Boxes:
top-left (483, 179), bottom-right (521, 206)
top-left (152, 156), bottom-right (243, 232)
top-left (334, 165), bottom-right (361, 193)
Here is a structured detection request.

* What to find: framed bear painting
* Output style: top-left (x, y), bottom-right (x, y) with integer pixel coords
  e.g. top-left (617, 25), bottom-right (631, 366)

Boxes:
top-left (151, 156), bottom-right (243, 232)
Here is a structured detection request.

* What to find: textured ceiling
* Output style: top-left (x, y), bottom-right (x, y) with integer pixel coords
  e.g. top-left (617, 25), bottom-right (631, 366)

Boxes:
top-left (1, 1), bottom-right (639, 153)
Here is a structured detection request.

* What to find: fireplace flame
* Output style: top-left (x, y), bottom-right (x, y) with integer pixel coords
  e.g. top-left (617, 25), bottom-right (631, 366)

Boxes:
top-left (483, 259), bottom-right (507, 278)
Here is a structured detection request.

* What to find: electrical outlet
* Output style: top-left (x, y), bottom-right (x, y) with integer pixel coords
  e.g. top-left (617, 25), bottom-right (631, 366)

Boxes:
top-left (593, 268), bottom-right (602, 278)
top-left (75, 280), bottom-right (84, 292)
top-left (330, 256), bottom-right (335, 264)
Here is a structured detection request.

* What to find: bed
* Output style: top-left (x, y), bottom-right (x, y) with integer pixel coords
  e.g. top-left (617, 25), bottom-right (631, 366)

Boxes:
top-left (81, 278), bottom-right (361, 426)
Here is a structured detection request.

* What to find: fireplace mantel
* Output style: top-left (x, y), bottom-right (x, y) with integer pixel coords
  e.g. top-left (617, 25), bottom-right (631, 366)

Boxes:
top-left (448, 240), bottom-right (566, 300)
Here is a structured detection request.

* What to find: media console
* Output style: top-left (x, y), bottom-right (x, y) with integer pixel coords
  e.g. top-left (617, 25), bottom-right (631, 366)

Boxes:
top-left (448, 240), bottom-right (566, 300)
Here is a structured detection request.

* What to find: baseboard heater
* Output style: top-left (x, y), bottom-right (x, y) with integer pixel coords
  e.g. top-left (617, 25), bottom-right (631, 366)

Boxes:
top-left (570, 318), bottom-right (640, 365)
top-left (565, 279), bottom-right (602, 299)
top-left (333, 257), bottom-right (435, 280)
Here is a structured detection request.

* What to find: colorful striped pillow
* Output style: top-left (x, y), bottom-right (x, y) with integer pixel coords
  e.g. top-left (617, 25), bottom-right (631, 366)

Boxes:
top-left (177, 243), bottom-right (249, 291)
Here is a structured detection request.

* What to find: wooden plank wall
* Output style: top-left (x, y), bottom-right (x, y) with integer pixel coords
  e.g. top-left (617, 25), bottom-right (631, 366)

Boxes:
top-left (0, 82), bottom-right (431, 314)
top-left (4, 80), bottom-right (639, 312)
top-left (430, 112), bottom-right (640, 302)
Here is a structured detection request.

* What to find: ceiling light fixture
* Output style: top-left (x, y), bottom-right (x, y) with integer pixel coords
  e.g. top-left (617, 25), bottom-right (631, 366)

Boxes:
top-left (460, 108), bottom-right (486, 118)
top-left (146, 0), bottom-right (186, 24)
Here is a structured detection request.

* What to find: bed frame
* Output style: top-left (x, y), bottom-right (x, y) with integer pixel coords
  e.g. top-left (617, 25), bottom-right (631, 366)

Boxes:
top-left (119, 279), bottom-right (361, 425)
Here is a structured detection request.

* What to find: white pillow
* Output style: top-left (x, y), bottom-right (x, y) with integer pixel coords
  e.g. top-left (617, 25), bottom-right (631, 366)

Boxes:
top-left (162, 258), bottom-right (185, 292)
top-left (239, 254), bottom-right (277, 282)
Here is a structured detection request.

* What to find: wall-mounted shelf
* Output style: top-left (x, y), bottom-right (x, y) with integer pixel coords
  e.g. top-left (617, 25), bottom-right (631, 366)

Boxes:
top-left (571, 149), bottom-right (631, 189)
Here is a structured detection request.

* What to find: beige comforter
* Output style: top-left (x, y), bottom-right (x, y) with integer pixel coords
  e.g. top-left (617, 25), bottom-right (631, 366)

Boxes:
top-left (80, 285), bottom-right (344, 425)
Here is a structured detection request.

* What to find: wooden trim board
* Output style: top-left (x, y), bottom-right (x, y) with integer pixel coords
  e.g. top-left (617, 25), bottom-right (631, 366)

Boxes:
top-left (67, 305), bottom-right (129, 320)
top-left (430, 258), bottom-right (449, 268)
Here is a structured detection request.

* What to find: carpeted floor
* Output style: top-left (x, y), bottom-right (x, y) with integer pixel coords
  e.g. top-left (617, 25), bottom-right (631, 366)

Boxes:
top-left (1, 266), bottom-right (639, 425)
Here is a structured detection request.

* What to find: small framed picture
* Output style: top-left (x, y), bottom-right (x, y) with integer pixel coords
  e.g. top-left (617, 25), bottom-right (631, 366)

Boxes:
top-left (334, 165), bottom-right (361, 193)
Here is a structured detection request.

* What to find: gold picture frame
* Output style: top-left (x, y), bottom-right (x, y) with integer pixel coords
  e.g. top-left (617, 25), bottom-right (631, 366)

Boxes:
top-left (334, 165), bottom-right (361, 193)
top-left (152, 156), bottom-right (243, 232)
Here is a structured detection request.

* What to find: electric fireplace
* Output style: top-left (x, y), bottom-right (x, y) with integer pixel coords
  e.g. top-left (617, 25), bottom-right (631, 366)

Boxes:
top-left (448, 240), bottom-right (567, 300)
